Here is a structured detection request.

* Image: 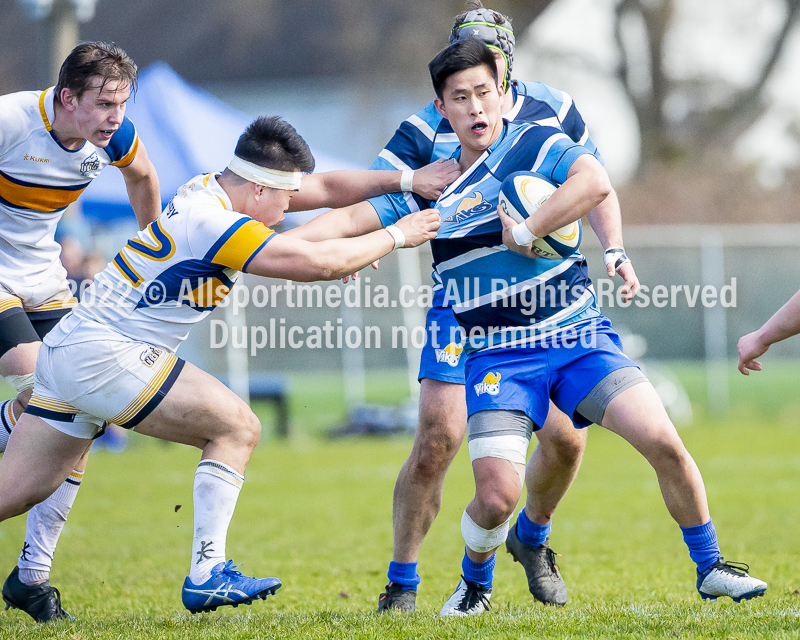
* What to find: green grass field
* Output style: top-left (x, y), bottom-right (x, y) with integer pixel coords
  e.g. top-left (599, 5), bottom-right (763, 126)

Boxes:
top-left (0, 362), bottom-right (799, 638)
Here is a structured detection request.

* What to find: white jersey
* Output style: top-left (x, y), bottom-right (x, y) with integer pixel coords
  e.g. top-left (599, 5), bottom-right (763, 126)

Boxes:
top-left (45, 173), bottom-right (275, 352)
top-left (0, 87), bottom-right (139, 292)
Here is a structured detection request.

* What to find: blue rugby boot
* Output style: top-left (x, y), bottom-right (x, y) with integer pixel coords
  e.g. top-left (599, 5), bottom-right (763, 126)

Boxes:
top-left (181, 560), bottom-right (281, 613)
top-left (697, 558), bottom-right (767, 602)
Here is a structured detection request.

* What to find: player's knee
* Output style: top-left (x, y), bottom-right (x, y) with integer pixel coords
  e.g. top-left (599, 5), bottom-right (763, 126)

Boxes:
top-left (406, 447), bottom-right (450, 484)
top-left (540, 431), bottom-right (586, 469)
top-left (229, 404), bottom-right (262, 451)
top-left (0, 491), bottom-right (47, 522)
top-left (408, 427), bottom-right (462, 482)
top-left (475, 481), bottom-right (519, 525)
top-left (647, 431), bottom-right (692, 471)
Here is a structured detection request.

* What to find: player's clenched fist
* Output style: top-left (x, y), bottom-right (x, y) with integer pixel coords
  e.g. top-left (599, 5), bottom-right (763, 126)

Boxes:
top-left (395, 209), bottom-right (441, 247)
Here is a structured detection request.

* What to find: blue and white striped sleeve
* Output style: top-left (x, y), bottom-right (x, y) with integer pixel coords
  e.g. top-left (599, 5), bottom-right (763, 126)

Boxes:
top-left (497, 126), bottom-right (594, 186)
top-left (367, 103), bottom-right (444, 227)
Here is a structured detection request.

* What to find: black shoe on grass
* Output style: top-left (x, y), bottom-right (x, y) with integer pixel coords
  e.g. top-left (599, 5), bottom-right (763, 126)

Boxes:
top-left (506, 524), bottom-right (567, 606)
top-left (377, 582), bottom-right (416, 613)
top-left (2, 566), bottom-right (75, 623)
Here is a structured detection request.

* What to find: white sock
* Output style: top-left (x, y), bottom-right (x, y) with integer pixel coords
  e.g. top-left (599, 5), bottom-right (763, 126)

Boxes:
top-left (0, 399), bottom-right (17, 452)
top-left (17, 470), bottom-right (84, 585)
top-left (189, 459), bottom-right (244, 585)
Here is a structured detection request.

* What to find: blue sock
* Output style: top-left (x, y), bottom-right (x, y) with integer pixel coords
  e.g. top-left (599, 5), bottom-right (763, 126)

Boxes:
top-left (461, 549), bottom-right (495, 588)
top-left (387, 561), bottom-right (420, 590)
top-left (681, 520), bottom-right (720, 574)
top-left (516, 508), bottom-right (551, 547)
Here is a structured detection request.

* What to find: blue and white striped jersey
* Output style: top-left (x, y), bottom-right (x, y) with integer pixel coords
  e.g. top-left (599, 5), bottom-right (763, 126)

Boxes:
top-left (432, 121), bottom-right (602, 354)
top-left (368, 80), bottom-right (602, 226)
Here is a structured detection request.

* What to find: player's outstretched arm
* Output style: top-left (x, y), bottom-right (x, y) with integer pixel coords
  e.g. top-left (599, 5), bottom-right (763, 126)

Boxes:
top-left (586, 188), bottom-right (641, 301)
top-left (737, 288), bottom-right (800, 375)
top-left (287, 159), bottom-right (460, 212)
top-left (247, 208), bottom-right (440, 282)
top-left (118, 139), bottom-right (161, 229)
top-left (284, 201), bottom-right (384, 242)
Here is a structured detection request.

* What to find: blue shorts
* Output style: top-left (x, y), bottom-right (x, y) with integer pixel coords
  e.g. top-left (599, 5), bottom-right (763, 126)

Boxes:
top-left (418, 303), bottom-right (466, 384)
top-left (464, 319), bottom-right (638, 429)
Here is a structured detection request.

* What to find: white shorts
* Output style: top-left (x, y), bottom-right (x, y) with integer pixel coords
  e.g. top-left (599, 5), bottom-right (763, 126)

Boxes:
top-left (0, 263), bottom-right (77, 313)
top-left (27, 339), bottom-right (185, 439)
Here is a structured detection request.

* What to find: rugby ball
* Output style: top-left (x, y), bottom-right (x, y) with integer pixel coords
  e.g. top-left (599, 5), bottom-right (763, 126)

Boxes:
top-left (498, 171), bottom-right (582, 259)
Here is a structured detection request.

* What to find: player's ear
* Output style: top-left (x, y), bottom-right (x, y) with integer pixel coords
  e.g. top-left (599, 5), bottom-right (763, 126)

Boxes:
top-left (434, 97), bottom-right (447, 119)
top-left (59, 88), bottom-right (78, 112)
top-left (252, 183), bottom-right (264, 202)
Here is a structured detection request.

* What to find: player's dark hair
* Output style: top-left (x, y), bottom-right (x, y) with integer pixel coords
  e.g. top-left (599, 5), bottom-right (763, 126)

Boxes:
top-left (429, 38), bottom-right (499, 100)
top-left (234, 116), bottom-right (315, 173)
top-left (55, 42), bottom-right (138, 102)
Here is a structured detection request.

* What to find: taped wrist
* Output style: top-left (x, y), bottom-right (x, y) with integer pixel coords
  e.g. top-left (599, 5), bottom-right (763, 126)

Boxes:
top-left (385, 225), bottom-right (405, 250)
top-left (511, 222), bottom-right (537, 247)
top-left (400, 169), bottom-right (414, 193)
top-left (604, 247), bottom-right (631, 271)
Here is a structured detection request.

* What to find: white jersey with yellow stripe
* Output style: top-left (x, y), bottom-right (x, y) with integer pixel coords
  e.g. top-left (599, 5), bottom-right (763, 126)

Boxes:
top-left (0, 87), bottom-right (138, 291)
top-left (44, 173), bottom-right (275, 353)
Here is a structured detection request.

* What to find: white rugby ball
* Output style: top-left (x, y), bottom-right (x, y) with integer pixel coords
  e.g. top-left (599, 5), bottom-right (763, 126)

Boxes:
top-left (498, 171), bottom-right (582, 259)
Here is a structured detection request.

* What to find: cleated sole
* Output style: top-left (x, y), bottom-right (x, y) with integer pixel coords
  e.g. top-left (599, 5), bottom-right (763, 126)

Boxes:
top-left (699, 587), bottom-right (767, 603)
top-left (186, 585), bottom-right (280, 614)
top-left (733, 587), bottom-right (767, 603)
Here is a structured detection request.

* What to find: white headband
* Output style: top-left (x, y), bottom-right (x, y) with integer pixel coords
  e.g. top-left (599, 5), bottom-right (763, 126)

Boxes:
top-left (227, 155), bottom-right (303, 191)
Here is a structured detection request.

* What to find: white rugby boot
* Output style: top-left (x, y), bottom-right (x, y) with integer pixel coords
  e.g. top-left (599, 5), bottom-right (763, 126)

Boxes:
top-left (439, 576), bottom-right (491, 617)
top-left (697, 558), bottom-right (767, 602)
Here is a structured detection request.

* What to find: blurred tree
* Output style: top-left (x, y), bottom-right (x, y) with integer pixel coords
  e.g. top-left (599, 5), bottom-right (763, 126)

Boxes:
top-left (613, 0), bottom-right (800, 164)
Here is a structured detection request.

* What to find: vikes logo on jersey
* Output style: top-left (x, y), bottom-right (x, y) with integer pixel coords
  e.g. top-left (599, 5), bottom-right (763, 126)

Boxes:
top-left (139, 346), bottom-right (163, 368)
top-left (445, 192), bottom-right (495, 223)
top-left (474, 371), bottom-right (501, 396)
top-left (435, 342), bottom-right (463, 367)
top-left (80, 151), bottom-right (100, 177)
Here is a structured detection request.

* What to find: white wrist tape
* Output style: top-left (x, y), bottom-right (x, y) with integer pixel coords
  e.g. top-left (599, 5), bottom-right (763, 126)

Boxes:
top-left (385, 225), bottom-right (406, 250)
top-left (5, 373), bottom-right (35, 393)
top-left (511, 221), bottom-right (537, 247)
top-left (604, 247), bottom-right (631, 271)
top-left (400, 169), bottom-right (414, 193)
top-left (461, 510), bottom-right (511, 554)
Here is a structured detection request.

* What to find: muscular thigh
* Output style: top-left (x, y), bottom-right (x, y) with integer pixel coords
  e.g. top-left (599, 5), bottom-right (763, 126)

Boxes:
top-left (416, 378), bottom-right (468, 448)
top-left (134, 360), bottom-right (254, 448)
top-left (536, 401), bottom-right (587, 449)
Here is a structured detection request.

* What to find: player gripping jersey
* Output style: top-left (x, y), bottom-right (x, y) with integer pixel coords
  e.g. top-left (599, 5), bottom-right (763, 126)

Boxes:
top-left (0, 116), bottom-right (441, 617)
top-left (32, 172), bottom-right (277, 434)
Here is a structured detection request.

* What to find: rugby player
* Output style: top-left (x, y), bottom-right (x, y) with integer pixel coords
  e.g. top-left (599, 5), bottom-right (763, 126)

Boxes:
top-left (289, 2), bottom-right (640, 610)
top-left (422, 38), bottom-right (766, 615)
top-left (0, 115), bottom-right (441, 616)
top-left (0, 42), bottom-right (161, 623)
